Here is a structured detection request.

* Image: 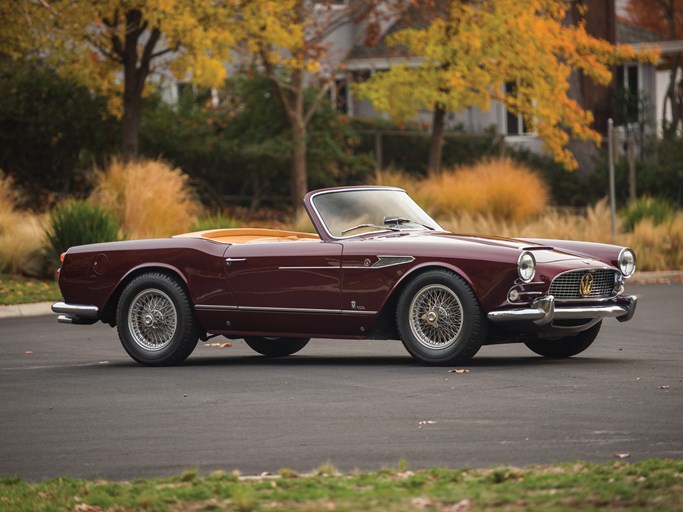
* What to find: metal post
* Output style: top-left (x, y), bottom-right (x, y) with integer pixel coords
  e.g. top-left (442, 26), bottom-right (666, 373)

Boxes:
top-left (608, 119), bottom-right (617, 237)
top-left (628, 129), bottom-right (637, 203)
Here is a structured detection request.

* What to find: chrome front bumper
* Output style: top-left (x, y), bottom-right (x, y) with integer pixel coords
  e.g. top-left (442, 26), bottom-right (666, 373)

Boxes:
top-left (487, 295), bottom-right (637, 326)
top-left (52, 302), bottom-right (99, 325)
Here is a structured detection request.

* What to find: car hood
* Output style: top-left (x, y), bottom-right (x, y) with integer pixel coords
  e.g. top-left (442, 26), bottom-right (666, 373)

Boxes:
top-left (364, 230), bottom-right (605, 266)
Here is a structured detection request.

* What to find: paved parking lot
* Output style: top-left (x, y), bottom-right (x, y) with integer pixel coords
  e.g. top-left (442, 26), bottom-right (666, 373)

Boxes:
top-left (1, 283), bottom-right (681, 481)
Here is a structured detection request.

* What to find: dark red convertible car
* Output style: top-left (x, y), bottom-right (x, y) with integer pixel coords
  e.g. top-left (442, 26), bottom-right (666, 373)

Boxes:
top-left (52, 186), bottom-right (637, 366)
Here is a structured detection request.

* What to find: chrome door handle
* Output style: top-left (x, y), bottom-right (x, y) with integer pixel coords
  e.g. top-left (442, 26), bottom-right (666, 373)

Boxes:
top-left (225, 258), bottom-right (246, 267)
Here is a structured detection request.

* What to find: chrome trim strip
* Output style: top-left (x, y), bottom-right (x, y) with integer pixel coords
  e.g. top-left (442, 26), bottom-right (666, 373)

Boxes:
top-left (194, 304), bottom-right (376, 315)
top-left (195, 305), bottom-right (238, 311)
top-left (372, 255), bottom-right (415, 268)
top-left (51, 302), bottom-right (99, 318)
top-left (487, 294), bottom-right (636, 324)
top-left (241, 306), bottom-right (376, 315)
top-left (278, 266), bottom-right (339, 270)
top-left (342, 255), bottom-right (417, 270)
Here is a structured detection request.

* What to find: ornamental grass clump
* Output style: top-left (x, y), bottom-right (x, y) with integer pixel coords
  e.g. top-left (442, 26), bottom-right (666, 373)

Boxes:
top-left (420, 158), bottom-right (549, 222)
top-left (0, 172), bottom-right (47, 276)
top-left (91, 158), bottom-right (200, 239)
top-left (627, 214), bottom-right (683, 271)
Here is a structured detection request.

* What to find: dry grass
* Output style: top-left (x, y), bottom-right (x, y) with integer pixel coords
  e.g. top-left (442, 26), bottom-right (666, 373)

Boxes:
top-left (440, 200), bottom-right (683, 271)
top-left (421, 159), bottom-right (549, 221)
top-left (627, 215), bottom-right (683, 271)
top-left (373, 159), bottom-right (549, 222)
top-left (0, 173), bottom-right (47, 276)
top-left (90, 158), bottom-right (201, 239)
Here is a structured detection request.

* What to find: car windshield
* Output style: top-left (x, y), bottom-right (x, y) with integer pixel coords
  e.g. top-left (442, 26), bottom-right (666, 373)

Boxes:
top-left (310, 188), bottom-right (443, 238)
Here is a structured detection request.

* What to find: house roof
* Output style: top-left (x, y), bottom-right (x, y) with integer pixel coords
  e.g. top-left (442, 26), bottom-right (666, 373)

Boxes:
top-left (346, 2), bottom-right (443, 61)
top-left (616, 19), bottom-right (667, 44)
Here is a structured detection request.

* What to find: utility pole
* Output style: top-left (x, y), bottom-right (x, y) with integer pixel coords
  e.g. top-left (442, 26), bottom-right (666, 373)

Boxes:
top-left (608, 118), bottom-right (617, 237)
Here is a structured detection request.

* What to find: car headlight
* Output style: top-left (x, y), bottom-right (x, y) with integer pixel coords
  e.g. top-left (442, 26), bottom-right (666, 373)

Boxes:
top-left (517, 251), bottom-right (536, 283)
top-left (618, 248), bottom-right (636, 278)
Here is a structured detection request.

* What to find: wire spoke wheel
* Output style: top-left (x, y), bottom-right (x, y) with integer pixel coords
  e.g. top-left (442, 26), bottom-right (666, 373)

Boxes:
top-left (409, 284), bottom-right (464, 349)
top-left (397, 270), bottom-right (485, 364)
top-left (128, 289), bottom-right (178, 352)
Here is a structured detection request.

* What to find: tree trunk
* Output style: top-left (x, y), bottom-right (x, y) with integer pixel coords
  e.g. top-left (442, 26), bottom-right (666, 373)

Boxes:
top-left (118, 9), bottom-right (159, 162)
top-left (290, 119), bottom-right (308, 207)
top-left (428, 104), bottom-right (446, 176)
top-left (122, 95), bottom-right (140, 162)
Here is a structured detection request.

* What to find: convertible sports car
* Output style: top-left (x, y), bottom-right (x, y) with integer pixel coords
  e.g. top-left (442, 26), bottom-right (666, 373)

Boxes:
top-left (52, 186), bottom-right (637, 366)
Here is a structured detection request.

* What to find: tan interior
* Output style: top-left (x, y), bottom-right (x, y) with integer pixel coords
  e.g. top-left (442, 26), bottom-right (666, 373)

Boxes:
top-left (173, 228), bottom-right (320, 244)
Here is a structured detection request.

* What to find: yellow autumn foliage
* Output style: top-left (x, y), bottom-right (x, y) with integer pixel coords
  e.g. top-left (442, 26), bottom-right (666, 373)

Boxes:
top-left (355, 0), bottom-right (659, 171)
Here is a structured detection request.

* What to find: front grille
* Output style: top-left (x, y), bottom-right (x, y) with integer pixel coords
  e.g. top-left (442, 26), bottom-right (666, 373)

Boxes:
top-left (549, 269), bottom-right (617, 300)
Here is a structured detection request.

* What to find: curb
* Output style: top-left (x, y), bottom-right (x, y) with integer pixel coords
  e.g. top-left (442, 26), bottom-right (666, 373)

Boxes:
top-left (0, 302), bottom-right (54, 320)
top-left (1, 271), bottom-right (682, 320)
top-left (628, 270), bottom-right (683, 285)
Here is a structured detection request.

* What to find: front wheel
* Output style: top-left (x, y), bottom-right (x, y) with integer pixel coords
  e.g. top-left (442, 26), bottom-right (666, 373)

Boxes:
top-left (244, 337), bottom-right (310, 357)
top-left (396, 270), bottom-right (486, 365)
top-left (116, 272), bottom-right (200, 366)
top-left (524, 321), bottom-right (602, 358)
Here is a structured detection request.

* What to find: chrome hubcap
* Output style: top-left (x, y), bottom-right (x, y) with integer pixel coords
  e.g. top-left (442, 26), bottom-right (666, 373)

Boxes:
top-left (409, 284), bottom-right (464, 349)
top-left (128, 289), bottom-right (177, 351)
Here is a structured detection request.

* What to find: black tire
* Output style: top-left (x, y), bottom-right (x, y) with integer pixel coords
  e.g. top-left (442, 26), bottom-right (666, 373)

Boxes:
top-left (116, 272), bottom-right (200, 366)
top-left (396, 270), bottom-right (486, 365)
top-left (243, 337), bottom-right (310, 357)
top-left (524, 321), bottom-right (602, 358)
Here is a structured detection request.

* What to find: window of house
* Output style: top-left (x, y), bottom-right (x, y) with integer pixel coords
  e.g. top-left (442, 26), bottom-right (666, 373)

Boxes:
top-left (615, 64), bottom-right (640, 123)
top-left (327, 77), bottom-right (349, 114)
top-left (504, 82), bottom-right (530, 135)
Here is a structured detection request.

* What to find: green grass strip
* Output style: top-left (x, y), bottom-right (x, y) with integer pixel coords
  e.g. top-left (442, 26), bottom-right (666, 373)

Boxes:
top-left (1, 459), bottom-right (681, 511)
top-left (0, 274), bottom-right (61, 306)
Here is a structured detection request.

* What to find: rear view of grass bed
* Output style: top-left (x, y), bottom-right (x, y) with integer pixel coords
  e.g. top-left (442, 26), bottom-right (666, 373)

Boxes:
top-left (1, 460), bottom-right (681, 511)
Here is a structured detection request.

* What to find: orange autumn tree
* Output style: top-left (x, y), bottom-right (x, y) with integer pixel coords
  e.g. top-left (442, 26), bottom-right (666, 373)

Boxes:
top-left (355, 0), bottom-right (658, 174)
top-left (2, 1), bottom-right (241, 161)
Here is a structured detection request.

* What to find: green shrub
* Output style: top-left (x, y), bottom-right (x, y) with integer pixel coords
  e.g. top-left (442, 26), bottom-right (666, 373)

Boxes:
top-left (0, 60), bottom-right (117, 204)
top-left (621, 197), bottom-right (676, 232)
top-left (44, 200), bottom-right (120, 266)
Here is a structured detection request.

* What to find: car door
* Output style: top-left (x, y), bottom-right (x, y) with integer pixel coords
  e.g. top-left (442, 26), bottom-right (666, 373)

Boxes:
top-left (221, 240), bottom-right (345, 335)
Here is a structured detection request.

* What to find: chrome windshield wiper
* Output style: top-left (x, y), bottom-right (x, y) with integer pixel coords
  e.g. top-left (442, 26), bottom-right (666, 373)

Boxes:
top-left (383, 216), bottom-right (435, 230)
top-left (341, 223), bottom-right (400, 235)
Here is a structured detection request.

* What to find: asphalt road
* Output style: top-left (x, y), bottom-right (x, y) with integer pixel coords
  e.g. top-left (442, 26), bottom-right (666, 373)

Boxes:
top-left (1, 283), bottom-right (681, 482)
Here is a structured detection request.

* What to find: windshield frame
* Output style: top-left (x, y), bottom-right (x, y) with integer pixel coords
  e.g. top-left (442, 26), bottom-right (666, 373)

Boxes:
top-left (306, 186), bottom-right (443, 241)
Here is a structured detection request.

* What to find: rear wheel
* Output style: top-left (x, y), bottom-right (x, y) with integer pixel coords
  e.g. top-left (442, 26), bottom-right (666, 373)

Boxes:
top-left (396, 270), bottom-right (486, 364)
top-left (116, 272), bottom-right (199, 366)
top-left (524, 321), bottom-right (602, 358)
top-left (244, 337), bottom-right (310, 357)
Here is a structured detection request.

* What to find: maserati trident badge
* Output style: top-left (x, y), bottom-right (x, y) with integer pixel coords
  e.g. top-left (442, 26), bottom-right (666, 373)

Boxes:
top-left (579, 272), bottom-right (594, 297)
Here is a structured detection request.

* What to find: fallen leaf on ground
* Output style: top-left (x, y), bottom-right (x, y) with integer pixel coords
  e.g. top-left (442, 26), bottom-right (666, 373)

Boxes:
top-left (410, 497), bottom-right (434, 508)
top-left (448, 369), bottom-right (470, 374)
top-left (447, 498), bottom-right (472, 512)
